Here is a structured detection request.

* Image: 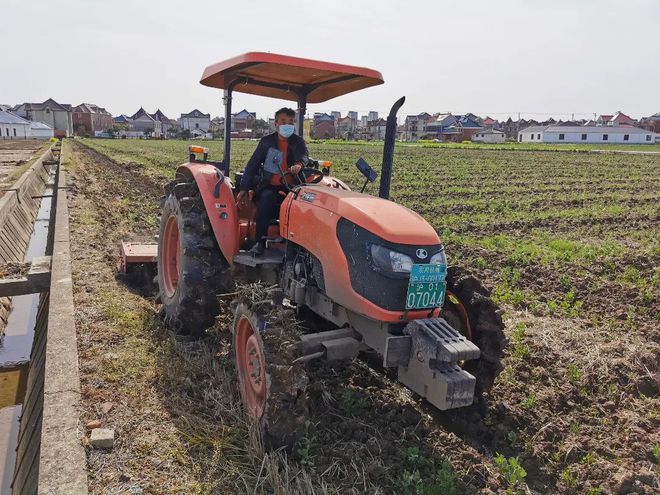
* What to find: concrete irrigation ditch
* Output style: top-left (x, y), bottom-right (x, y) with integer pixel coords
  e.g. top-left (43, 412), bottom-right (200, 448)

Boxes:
top-left (0, 142), bottom-right (88, 495)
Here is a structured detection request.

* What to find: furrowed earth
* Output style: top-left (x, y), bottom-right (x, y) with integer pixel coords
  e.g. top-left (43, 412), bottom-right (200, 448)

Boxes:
top-left (65, 138), bottom-right (659, 495)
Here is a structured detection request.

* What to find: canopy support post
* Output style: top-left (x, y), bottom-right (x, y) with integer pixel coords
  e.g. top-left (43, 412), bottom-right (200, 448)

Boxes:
top-left (222, 87), bottom-right (233, 176)
top-left (297, 94), bottom-right (307, 139)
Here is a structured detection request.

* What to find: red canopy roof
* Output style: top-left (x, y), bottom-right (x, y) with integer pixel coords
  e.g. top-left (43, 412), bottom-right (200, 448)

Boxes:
top-left (200, 52), bottom-right (384, 103)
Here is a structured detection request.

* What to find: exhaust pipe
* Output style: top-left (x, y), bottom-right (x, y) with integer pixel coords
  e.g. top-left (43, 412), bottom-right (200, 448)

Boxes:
top-left (378, 96), bottom-right (405, 200)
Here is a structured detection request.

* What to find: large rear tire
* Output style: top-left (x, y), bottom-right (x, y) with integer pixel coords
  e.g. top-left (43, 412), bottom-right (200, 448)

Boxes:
top-left (157, 179), bottom-right (231, 338)
top-left (232, 298), bottom-right (308, 449)
top-left (443, 266), bottom-right (507, 397)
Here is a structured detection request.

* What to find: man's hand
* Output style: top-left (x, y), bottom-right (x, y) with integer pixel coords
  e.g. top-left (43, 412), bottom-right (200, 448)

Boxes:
top-left (236, 190), bottom-right (248, 207)
top-left (290, 163), bottom-right (304, 175)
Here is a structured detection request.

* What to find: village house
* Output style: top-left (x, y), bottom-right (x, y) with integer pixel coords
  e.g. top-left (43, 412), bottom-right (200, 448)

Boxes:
top-left (639, 112), bottom-right (660, 135)
top-left (0, 110), bottom-right (30, 139)
top-left (519, 125), bottom-right (654, 144)
top-left (209, 117), bottom-right (225, 137)
top-left (596, 111), bottom-right (635, 127)
top-left (151, 109), bottom-right (177, 137)
top-left (501, 117), bottom-right (522, 139)
top-left (312, 113), bottom-right (335, 139)
top-left (13, 98), bottom-right (73, 137)
top-left (113, 114), bottom-right (131, 125)
top-left (482, 116), bottom-right (498, 129)
top-left (403, 112), bottom-right (434, 141)
top-left (72, 103), bottom-right (113, 136)
top-left (424, 114), bottom-right (483, 142)
top-left (336, 116), bottom-right (357, 139)
top-left (29, 121), bottom-right (55, 139)
top-left (130, 108), bottom-right (161, 136)
top-left (179, 109), bottom-right (211, 133)
top-left (472, 128), bottom-right (506, 143)
top-left (231, 109), bottom-right (256, 136)
top-left (366, 118), bottom-right (387, 140)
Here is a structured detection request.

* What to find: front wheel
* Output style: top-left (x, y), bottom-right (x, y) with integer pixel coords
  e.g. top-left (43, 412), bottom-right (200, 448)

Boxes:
top-left (232, 299), bottom-right (308, 449)
top-left (442, 266), bottom-right (507, 397)
top-left (157, 179), bottom-right (231, 338)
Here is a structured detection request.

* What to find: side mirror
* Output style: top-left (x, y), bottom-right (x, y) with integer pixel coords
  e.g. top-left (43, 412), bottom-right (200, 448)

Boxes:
top-left (356, 158), bottom-right (378, 182)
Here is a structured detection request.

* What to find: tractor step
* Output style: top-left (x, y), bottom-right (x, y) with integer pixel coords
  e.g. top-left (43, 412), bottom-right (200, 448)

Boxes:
top-left (395, 317), bottom-right (480, 410)
top-left (299, 327), bottom-right (360, 361)
top-left (233, 248), bottom-right (284, 267)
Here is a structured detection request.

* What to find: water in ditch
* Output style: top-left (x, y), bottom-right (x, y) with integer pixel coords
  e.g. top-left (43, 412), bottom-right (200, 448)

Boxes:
top-left (0, 166), bottom-right (56, 494)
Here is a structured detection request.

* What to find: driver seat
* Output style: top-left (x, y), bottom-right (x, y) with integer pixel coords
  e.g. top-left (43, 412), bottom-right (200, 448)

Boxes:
top-left (234, 170), bottom-right (282, 248)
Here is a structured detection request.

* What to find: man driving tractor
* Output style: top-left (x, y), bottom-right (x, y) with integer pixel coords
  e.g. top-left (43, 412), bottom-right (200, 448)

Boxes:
top-left (237, 107), bottom-right (308, 256)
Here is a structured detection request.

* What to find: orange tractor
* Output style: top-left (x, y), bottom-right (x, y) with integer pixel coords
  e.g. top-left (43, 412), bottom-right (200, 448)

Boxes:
top-left (150, 52), bottom-right (505, 443)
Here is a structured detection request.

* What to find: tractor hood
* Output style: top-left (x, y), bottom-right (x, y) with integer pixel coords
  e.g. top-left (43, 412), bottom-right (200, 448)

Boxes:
top-left (296, 186), bottom-right (439, 245)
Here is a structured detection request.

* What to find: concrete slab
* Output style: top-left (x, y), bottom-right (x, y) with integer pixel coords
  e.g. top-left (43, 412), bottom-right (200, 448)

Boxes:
top-left (36, 168), bottom-right (89, 494)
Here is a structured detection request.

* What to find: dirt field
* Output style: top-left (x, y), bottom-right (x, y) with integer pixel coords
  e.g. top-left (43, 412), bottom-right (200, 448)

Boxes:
top-left (67, 138), bottom-right (659, 494)
top-left (0, 140), bottom-right (49, 191)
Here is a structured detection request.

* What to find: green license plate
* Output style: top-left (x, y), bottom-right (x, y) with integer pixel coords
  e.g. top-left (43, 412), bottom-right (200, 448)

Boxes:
top-left (406, 264), bottom-right (447, 310)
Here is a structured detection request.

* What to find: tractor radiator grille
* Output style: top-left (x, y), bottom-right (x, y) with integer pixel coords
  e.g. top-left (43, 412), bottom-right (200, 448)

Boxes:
top-left (336, 218), bottom-right (441, 311)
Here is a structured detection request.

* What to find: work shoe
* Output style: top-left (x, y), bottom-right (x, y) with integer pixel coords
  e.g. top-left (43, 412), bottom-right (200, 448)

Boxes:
top-left (249, 242), bottom-right (265, 256)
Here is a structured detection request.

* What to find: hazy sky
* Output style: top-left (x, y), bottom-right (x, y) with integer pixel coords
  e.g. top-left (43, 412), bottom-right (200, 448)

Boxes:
top-left (1, 0), bottom-right (658, 121)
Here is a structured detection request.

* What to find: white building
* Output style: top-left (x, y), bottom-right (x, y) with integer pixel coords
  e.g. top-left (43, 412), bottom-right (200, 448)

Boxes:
top-left (29, 121), bottom-right (54, 139)
top-left (472, 128), bottom-right (506, 143)
top-left (179, 109), bottom-right (211, 132)
top-left (519, 125), bottom-right (655, 144)
top-left (0, 111), bottom-right (54, 140)
top-left (0, 111), bottom-right (30, 139)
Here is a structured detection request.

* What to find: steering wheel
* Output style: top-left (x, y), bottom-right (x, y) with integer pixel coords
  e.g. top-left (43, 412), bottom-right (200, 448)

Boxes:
top-left (299, 167), bottom-right (324, 184)
top-left (280, 167), bottom-right (324, 187)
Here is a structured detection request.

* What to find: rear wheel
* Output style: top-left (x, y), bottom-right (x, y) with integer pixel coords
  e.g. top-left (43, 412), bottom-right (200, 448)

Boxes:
top-left (443, 266), bottom-right (507, 397)
top-left (232, 299), bottom-right (308, 449)
top-left (157, 179), bottom-right (231, 338)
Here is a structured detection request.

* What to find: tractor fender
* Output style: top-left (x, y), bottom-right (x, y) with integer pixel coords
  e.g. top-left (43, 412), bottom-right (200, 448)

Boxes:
top-left (176, 163), bottom-right (240, 265)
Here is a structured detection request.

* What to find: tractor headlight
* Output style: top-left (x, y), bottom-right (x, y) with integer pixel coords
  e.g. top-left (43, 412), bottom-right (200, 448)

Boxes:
top-left (370, 244), bottom-right (414, 273)
top-left (430, 247), bottom-right (447, 266)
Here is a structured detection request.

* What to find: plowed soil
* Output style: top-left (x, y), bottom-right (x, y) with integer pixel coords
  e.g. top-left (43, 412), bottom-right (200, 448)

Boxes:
top-left (67, 139), bottom-right (659, 495)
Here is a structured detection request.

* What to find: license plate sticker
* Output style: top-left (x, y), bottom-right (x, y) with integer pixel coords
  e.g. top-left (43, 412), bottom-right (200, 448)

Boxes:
top-left (406, 264), bottom-right (447, 310)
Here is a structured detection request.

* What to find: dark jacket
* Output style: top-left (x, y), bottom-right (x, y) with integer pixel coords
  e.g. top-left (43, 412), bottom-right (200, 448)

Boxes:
top-left (240, 132), bottom-right (309, 192)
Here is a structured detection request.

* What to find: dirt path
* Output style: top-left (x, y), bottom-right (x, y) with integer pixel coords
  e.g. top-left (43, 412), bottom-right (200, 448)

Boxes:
top-left (66, 140), bottom-right (659, 495)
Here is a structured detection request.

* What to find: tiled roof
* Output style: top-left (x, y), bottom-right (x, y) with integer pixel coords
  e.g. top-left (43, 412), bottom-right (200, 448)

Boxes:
top-left (0, 110), bottom-right (30, 125)
top-left (181, 109), bottom-right (211, 118)
top-left (22, 98), bottom-right (71, 112)
top-left (545, 125), bottom-right (650, 134)
top-left (522, 125), bottom-right (652, 134)
top-left (151, 109), bottom-right (171, 122)
top-left (30, 121), bottom-right (53, 130)
top-left (519, 126), bottom-right (547, 133)
top-left (131, 107), bottom-right (151, 120)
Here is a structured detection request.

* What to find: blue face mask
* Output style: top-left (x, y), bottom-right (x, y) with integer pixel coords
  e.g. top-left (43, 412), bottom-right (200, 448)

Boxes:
top-left (278, 124), bottom-right (295, 138)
